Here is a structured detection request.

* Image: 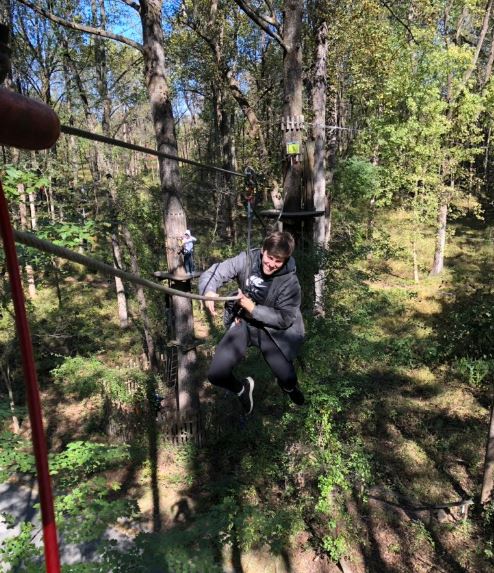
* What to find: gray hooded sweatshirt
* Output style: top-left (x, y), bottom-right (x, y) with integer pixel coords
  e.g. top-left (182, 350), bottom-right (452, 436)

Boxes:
top-left (199, 249), bottom-right (305, 361)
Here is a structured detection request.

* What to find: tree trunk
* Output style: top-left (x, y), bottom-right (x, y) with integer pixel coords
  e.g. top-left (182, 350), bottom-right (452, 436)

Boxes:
top-left (430, 199), bottom-right (448, 276)
top-left (481, 400), bottom-right (494, 504)
top-left (218, 93), bottom-right (236, 242)
top-left (1, 364), bottom-right (20, 434)
top-left (17, 183), bottom-right (36, 298)
top-left (92, 0), bottom-right (130, 330)
top-left (111, 232), bottom-right (129, 329)
top-left (28, 187), bottom-right (37, 230)
top-left (44, 184), bottom-right (56, 222)
top-left (121, 226), bottom-right (156, 369)
top-left (281, 0), bottom-right (304, 241)
top-left (462, 0), bottom-right (493, 87)
top-left (140, 0), bottom-right (198, 412)
top-left (42, 184), bottom-right (63, 305)
top-left (310, 19), bottom-right (329, 314)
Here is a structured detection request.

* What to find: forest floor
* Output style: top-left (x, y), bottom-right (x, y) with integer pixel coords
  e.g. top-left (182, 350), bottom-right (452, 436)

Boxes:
top-left (117, 213), bottom-right (493, 572)
top-left (4, 214), bottom-right (494, 572)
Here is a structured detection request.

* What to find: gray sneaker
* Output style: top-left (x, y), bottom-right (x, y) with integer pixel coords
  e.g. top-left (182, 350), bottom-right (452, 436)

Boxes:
top-left (238, 377), bottom-right (254, 415)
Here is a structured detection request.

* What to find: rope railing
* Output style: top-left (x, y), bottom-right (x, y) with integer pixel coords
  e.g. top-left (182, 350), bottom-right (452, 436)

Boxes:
top-left (60, 125), bottom-right (247, 179)
top-left (12, 230), bottom-right (239, 303)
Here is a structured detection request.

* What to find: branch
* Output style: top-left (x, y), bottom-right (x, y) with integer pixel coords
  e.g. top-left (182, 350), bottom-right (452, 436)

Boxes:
top-left (462, 0), bottom-right (493, 87)
top-left (380, 1), bottom-right (418, 45)
top-left (263, 0), bottom-right (276, 18)
top-left (16, 0), bottom-right (143, 53)
top-left (119, 0), bottom-right (140, 12)
top-left (232, 0), bottom-right (286, 50)
top-left (482, 32), bottom-right (494, 88)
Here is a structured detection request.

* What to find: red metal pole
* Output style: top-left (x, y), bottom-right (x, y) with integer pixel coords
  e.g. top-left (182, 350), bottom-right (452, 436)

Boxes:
top-left (0, 179), bottom-right (61, 572)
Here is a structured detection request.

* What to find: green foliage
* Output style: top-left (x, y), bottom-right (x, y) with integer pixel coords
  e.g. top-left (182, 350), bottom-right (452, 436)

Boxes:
top-left (322, 529), bottom-right (347, 562)
top-left (409, 519), bottom-right (435, 550)
top-left (0, 401), bottom-right (27, 426)
top-left (0, 165), bottom-right (50, 202)
top-left (209, 496), bottom-right (303, 555)
top-left (0, 521), bottom-right (42, 572)
top-left (454, 357), bottom-right (493, 388)
top-left (482, 502), bottom-right (494, 562)
top-left (0, 432), bottom-right (35, 481)
top-left (4, 0), bottom-right (494, 569)
top-left (435, 289), bottom-right (494, 360)
top-left (37, 220), bottom-right (96, 250)
top-left (51, 355), bottom-right (148, 404)
top-left (333, 157), bottom-right (381, 205)
top-left (0, 440), bottom-right (136, 571)
top-left (100, 530), bottom-right (225, 573)
top-left (55, 478), bottom-right (138, 545)
top-left (49, 441), bottom-right (130, 485)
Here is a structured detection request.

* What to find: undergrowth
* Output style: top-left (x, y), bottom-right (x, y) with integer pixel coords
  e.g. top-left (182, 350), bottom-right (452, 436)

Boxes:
top-left (1, 212), bottom-right (494, 571)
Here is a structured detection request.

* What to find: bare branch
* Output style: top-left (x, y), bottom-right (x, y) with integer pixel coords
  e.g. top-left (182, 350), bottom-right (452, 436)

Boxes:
top-left (109, 56), bottom-right (143, 91)
top-left (380, 1), bottom-right (418, 45)
top-left (232, 0), bottom-right (286, 50)
top-left (462, 0), bottom-right (493, 87)
top-left (263, 0), bottom-right (276, 18)
top-left (119, 0), bottom-right (140, 12)
top-left (16, 0), bottom-right (143, 53)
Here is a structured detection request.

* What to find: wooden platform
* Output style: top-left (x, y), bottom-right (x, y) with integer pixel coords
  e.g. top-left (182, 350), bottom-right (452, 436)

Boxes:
top-left (153, 271), bottom-right (201, 281)
top-left (258, 209), bottom-right (325, 219)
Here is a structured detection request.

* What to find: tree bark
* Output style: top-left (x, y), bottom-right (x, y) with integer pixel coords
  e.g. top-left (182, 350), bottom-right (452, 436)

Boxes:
top-left (310, 18), bottom-right (329, 314)
top-left (481, 400), bottom-right (494, 504)
top-left (28, 187), bottom-right (37, 230)
top-left (17, 183), bottom-right (36, 298)
top-left (462, 0), bottom-right (493, 88)
top-left (140, 0), bottom-right (198, 412)
top-left (0, 364), bottom-right (20, 434)
top-left (217, 92), bottom-right (236, 241)
top-left (92, 0), bottom-right (129, 330)
top-left (430, 199), bottom-right (448, 276)
top-left (121, 225), bottom-right (156, 369)
top-left (281, 0), bottom-right (304, 240)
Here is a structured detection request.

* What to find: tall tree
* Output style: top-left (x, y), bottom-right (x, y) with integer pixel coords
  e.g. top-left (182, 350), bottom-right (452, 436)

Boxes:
top-left (307, 1), bottom-right (329, 313)
top-left (16, 0), bottom-right (200, 412)
top-left (234, 0), bottom-right (305, 239)
top-left (431, 0), bottom-right (492, 275)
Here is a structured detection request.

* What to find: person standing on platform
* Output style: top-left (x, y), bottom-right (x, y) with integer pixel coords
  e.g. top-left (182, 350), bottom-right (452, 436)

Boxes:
top-left (180, 229), bottom-right (197, 274)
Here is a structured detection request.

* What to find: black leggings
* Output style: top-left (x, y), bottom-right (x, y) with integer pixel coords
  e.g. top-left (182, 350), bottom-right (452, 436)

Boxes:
top-left (207, 320), bottom-right (297, 394)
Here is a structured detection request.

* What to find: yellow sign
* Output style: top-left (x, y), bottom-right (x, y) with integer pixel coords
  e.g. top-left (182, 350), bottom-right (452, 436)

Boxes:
top-left (286, 142), bottom-right (300, 155)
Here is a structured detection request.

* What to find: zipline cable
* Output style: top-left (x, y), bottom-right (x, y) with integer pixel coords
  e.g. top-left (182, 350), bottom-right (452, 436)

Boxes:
top-left (60, 125), bottom-right (248, 179)
top-left (12, 229), bottom-right (240, 303)
top-left (0, 181), bottom-right (61, 573)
